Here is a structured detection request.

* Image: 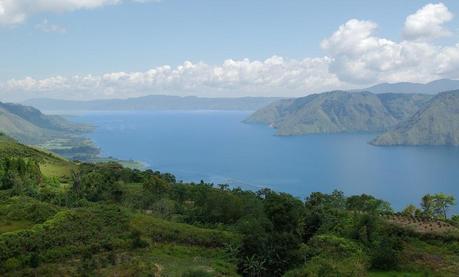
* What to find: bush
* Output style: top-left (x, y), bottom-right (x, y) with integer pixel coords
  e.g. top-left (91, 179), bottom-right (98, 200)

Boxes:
top-left (0, 196), bottom-right (60, 223)
top-left (0, 204), bottom-right (130, 271)
top-left (131, 214), bottom-right (239, 248)
top-left (284, 255), bottom-right (367, 277)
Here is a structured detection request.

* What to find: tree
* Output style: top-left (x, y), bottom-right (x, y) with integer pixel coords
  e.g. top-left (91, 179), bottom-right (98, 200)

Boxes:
top-left (346, 194), bottom-right (392, 214)
top-left (237, 192), bottom-right (303, 276)
top-left (421, 193), bottom-right (456, 219)
top-left (421, 194), bottom-right (434, 218)
top-left (143, 175), bottom-right (171, 197)
top-left (452, 215), bottom-right (459, 226)
top-left (304, 190), bottom-right (345, 211)
top-left (263, 192), bottom-right (303, 233)
top-left (402, 204), bottom-right (417, 217)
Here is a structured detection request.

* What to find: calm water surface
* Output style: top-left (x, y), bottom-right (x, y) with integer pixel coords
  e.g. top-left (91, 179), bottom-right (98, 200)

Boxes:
top-left (74, 111), bottom-right (459, 211)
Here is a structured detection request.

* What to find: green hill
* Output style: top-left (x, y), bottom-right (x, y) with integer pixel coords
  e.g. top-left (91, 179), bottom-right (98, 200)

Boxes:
top-left (0, 102), bottom-right (99, 160)
top-left (1, 134), bottom-right (459, 276)
top-left (245, 91), bottom-right (431, 136)
top-left (0, 133), bottom-right (75, 180)
top-left (372, 90), bottom-right (459, 146)
top-left (0, 102), bottom-right (90, 145)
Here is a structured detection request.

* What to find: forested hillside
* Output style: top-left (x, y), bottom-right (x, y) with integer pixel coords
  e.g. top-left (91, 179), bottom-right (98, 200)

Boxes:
top-left (244, 91), bottom-right (431, 136)
top-left (1, 133), bottom-right (459, 276)
top-left (372, 90), bottom-right (459, 145)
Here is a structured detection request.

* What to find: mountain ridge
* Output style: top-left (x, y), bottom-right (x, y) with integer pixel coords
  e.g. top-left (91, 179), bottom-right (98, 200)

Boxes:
top-left (0, 101), bottom-right (98, 159)
top-left (22, 95), bottom-right (283, 112)
top-left (372, 90), bottom-right (459, 146)
top-left (244, 91), bottom-right (432, 136)
top-left (357, 79), bottom-right (459, 94)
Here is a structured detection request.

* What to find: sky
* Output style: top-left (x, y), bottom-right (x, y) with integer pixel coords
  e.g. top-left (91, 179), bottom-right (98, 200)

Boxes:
top-left (2, 0), bottom-right (459, 101)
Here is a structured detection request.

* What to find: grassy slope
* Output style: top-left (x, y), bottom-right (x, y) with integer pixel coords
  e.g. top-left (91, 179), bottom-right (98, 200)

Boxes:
top-left (0, 138), bottom-right (238, 275)
top-left (0, 200), bottom-right (238, 276)
top-left (1, 135), bottom-right (459, 276)
top-left (0, 134), bottom-right (75, 181)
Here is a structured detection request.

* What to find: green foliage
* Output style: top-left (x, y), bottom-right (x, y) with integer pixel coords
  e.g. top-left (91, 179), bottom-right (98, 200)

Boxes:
top-left (402, 204), bottom-right (418, 217)
top-left (1, 136), bottom-right (459, 276)
top-left (308, 234), bottom-right (365, 258)
top-left (421, 193), bottom-right (456, 219)
top-left (182, 269), bottom-right (214, 277)
top-left (131, 214), bottom-right (239, 247)
top-left (263, 191), bottom-right (303, 233)
top-left (0, 204), bottom-right (129, 271)
top-left (285, 255), bottom-right (367, 277)
top-left (236, 190), bottom-right (303, 276)
top-left (0, 196), bottom-right (60, 224)
top-left (0, 158), bottom-right (42, 194)
top-left (346, 194), bottom-right (392, 214)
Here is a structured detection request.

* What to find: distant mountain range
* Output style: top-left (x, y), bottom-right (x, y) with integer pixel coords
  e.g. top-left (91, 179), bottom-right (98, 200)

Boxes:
top-left (22, 95), bottom-right (282, 112)
top-left (246, 88), bottom-right (459, 146)
top-left (244, 91), bottom-right (432, 136)
top-left (357, 79), bottom-right (459, 94)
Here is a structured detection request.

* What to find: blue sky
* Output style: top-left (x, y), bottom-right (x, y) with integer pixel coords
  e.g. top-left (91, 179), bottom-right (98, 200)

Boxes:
top-left (2, 1), bottom-right (459, 100)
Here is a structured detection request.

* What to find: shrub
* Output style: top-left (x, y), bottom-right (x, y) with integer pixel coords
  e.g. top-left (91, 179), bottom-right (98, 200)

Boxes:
top-left (131, 214), bottom-right (239, 247)
top-left (0, 204), bottom-right (130, 271)
top-left (284, 255), bottom-right (367, 277)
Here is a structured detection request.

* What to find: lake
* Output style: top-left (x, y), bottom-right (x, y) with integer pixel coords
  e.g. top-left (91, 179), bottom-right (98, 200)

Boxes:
top-left (74, 111), bottom-right (459, 211)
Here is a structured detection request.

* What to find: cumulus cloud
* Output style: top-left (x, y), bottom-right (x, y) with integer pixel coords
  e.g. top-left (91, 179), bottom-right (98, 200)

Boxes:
top-left (403, 3), bottom-right (453, 41)
top-left (0, 0), bottom-right (156, 25)
top-left (4, 2), bottom-right (459, 100)
top-left (321, 14), bottom-right (459, 85)
top-left (1, 57), bottom-right (346, 100)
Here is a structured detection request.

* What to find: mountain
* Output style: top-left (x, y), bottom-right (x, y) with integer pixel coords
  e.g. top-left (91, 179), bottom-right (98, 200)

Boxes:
top-left (0, 102), bottom-right (89, 133)
top-left (244, 91), bottom-right (432, 136)
top-left (359, 79), bottom-right (459, 95)
top-left (22, 95), bottom-right (282, 112)
top-left (0, 102), bottom-right (90, 144)
top-left (372, 90), bottom-right (459, 146)
top-left (0, 102), bottom-right (98, 159)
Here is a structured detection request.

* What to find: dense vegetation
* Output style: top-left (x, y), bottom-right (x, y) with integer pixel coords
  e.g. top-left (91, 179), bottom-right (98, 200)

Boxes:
top-left (1, 133), bottom-right (459, 276)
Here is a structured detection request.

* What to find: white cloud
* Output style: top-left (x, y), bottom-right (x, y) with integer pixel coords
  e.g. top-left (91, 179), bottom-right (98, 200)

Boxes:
top-left (0, 0), bottom-right (156, 25)
top-left (35, 19), bottom-right (66, 33)
top-left (1, 57), bottom-right (346, 100)
top-left (4, 2), bottom-right (459, 100)
top-left (403, 3), bottom-right (453, 41)
top-left (321, 14), bottom-right (459, 85)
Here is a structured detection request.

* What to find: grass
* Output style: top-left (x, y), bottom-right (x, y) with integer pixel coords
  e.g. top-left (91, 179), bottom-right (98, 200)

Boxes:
top-left (384, 214), bottom-right (458, 235)
top-left (0, 196), bottom-right (60, 235)
top-left (39, 162), bottom-right (74, 181)
top-left (87, 158), bottom-right (147, 170)
top-left (369, 271), bottom-right (428, 277)
top-left (131, 214), bottom-right (240, 248)
top-left (0, 133), bottom-right (75, 181)
top-left (11, 243), bottom-right (238, 277)
top-left (0, 220), bottom-right (34, 234)
top-left (393, 238), bottom-right (459, 277)
top-left (100, 244), bottom-right (238, 276)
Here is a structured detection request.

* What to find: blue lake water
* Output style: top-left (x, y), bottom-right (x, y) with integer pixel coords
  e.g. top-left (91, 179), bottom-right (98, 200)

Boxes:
top-left (74, 111), bottom-right (459, 211)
